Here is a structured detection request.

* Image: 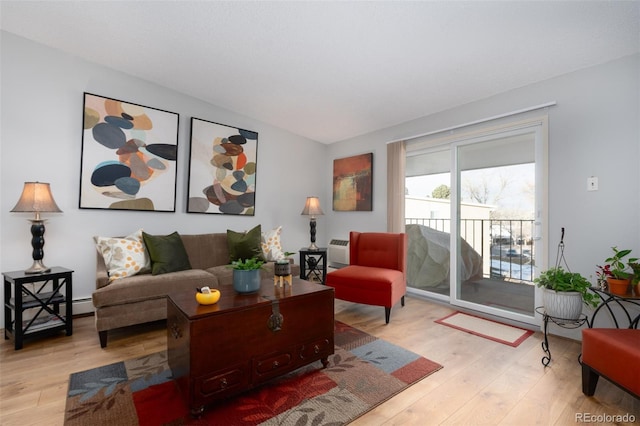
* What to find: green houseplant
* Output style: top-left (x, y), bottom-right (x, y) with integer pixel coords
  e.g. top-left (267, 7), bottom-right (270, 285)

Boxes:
top-left (229, 258), bottom-right (264, 294)
top-left (599, 247), bottom-right (638, 295)
top-left (535, 267), bottom-right (598, 320)
top-left (230, 257), bottom-right (265, 270)
top-left (605, 247), bottom-right (638, 279)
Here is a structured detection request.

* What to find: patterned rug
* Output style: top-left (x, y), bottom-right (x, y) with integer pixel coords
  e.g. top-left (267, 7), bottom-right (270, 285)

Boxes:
top-left (65, 321), bottom-right (442, 425)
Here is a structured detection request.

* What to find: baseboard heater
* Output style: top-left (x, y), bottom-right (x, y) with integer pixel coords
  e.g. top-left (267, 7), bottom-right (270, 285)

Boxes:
top-left (72, 297), bottom-right (94, 315)
top-left (328, 238), bottom-right (349, 268)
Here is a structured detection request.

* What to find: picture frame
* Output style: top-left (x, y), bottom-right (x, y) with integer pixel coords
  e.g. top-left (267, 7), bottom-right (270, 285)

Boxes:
top-left (79, 93), bottom-right (179, 212)
top-left (333, 152), bottom-right (373, 211)
top-left (187, 117), bottom-right (258, 215)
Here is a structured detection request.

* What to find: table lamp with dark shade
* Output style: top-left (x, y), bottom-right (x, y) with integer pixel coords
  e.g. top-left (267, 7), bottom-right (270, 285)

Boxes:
top-left (10, 182), bottom-right (62, 274)
top-left (301, 196), bottom-right (324, 250)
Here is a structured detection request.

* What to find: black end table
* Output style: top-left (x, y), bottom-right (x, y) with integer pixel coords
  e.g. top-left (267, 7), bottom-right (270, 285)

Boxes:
top-left (299, 248), bottom-right (327, 284)
top-left (3, 266), bottom-right (73, 350)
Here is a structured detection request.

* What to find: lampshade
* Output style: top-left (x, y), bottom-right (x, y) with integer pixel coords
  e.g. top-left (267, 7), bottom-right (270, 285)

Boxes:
top-left (301, 196), bottom-right (324, 217)
top-left (11, 182), bottom-right (62, 220)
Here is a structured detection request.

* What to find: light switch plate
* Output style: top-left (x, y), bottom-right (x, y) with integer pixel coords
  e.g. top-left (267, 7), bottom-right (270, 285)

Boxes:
top-left (587, 176), bottom-right (598, 191)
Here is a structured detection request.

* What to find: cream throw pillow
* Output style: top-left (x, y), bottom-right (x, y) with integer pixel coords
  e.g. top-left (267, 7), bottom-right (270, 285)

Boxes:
top-left (95, 229), bottom-right (150, 282)
top-left (261, 226), bottom-right (285, 261)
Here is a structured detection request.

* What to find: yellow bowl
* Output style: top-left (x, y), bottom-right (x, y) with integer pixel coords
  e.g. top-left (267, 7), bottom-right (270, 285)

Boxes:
top-left (196, 289), bottom-right (221, 305)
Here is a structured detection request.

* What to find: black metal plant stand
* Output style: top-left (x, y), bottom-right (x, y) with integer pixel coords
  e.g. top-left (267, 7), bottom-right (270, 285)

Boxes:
top-left (536, 306), bottom-right (588, 366)
top-left (537, 228), bottom-right (590, 366)
top-left (589, 287), bottom-right (640, 329)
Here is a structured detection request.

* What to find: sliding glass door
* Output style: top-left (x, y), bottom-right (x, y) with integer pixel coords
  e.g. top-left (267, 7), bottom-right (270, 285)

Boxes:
top-left (405, 118), bottom-right (547, 324)
top-left (405, 148), bottom-right (452, 301)
top-left (452, 127), bottom-right (538, 322)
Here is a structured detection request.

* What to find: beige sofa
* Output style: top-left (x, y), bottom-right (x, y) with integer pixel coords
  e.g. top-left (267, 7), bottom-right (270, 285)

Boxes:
top-left (92, 232), bottom-right (300, 347)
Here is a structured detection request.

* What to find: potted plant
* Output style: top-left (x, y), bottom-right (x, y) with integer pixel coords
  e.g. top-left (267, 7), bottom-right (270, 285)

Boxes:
top-left (535, 267), bottom-right (598, 320)
top-left (230, 258), bottom-right (264, 294)
top-left (274, 251), bottom-right (295, 276)
top-left (598, 247), bottom-right (638, 295)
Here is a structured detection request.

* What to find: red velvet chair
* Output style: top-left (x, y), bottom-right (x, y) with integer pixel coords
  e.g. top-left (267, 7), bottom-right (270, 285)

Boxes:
top-left (326, 231), bottom-right (407, 324)
top-left (581, 328), bottom-right (640, 399)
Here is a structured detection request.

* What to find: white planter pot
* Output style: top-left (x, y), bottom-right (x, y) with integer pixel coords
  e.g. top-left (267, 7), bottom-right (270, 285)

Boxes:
top-left (543, 288), bottom-right (583, 320)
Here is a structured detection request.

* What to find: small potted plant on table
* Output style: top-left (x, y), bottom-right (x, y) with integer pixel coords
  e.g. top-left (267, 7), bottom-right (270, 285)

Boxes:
top-left (535, 267), bottom-right (598, 320)
top-left (274, 251), bottom-right (295, 276)
top-left (597, 247), bottom-right (638, 296)
top-left (230, 258), bottom-right (264, 294)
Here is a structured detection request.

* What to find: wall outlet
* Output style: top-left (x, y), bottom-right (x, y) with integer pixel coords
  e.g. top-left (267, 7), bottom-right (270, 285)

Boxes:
top-left (587, 176), bottom-right (598, 191)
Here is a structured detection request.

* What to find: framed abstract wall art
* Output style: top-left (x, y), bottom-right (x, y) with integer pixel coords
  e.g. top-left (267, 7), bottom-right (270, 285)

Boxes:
top-left (333, 152), bottom-right (373, 211)
top-left (187, 117), bottom-right (258, 215)
top-left (79, 93), bottom-right (179, 211)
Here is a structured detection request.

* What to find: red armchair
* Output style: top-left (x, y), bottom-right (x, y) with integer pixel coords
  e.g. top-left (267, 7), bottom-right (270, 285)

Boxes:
top-left (581, 328), bottom-right (640, 398)
top-left (326, 232), bottom-right (407, 324)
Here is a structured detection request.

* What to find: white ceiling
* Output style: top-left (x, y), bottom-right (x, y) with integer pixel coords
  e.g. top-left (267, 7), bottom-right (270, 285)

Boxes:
top-left (1, 1), bottom-right (639, 144)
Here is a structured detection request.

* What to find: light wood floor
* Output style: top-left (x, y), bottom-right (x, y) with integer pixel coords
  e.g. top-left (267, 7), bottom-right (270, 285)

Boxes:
top-left (1, 297), bottom-right (638, 425)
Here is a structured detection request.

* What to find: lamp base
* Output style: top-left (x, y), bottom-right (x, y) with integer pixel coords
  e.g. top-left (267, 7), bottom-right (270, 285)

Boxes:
top-left (25, 260), bottom-right (51, 274)
top-left (308, 242), bottom-right (320, 251)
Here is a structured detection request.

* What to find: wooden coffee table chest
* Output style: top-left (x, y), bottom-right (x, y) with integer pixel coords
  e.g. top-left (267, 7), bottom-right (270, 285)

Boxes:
top-left (167, 278), bottom-right (335, 417)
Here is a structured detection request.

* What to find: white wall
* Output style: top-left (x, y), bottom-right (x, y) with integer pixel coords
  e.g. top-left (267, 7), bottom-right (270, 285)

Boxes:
top-left (0, 32), bottom-right (327, 327)
top-left (326, 54), bottom-right (640, 281)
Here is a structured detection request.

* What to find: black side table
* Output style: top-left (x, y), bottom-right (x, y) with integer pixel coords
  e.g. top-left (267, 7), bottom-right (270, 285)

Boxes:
top-left (536, 306), bottom-right (587, 367)
top-left (299, 248), bottom-right (327, 284)
top-left (3, 266), bottom-right (73, 350)
top-left (589, 287), bottom-right (640, 329)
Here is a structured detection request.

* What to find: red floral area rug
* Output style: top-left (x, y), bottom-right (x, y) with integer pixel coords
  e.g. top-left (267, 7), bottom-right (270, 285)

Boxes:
top-left (65, 321), bottom-right (442, 425)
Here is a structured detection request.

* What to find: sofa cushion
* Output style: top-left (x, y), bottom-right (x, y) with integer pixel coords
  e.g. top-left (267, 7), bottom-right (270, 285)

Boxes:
top-left (227, 225), bottom-right (264, 262)
top-left (143, 231), bottom-right (192, 275)
top-left (326, 265), bottom-right (404, 307)
top-left (206, 265), bottom-right (235, 286)
top-left (180, 233), bottom-right (230, 270)
top-left (94, 229), bottom-right (150, 282)
top-left (92, 268), bottom-right (217, 308)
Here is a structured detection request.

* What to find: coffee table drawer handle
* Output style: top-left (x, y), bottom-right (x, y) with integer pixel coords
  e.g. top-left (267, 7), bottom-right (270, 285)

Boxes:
top-left (314, 345), bottom-right (320, 354)
top-left (170, 321), bottom-right (182, 339)
top-left (272, 361), bottom-right (279, 369)
top-left (268, 300), bottom-right (283, 332)
top-left (220, 378), bottom-right (228, 389)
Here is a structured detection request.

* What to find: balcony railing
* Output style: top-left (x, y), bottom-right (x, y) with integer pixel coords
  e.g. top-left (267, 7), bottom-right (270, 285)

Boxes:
top-left (405, 218), bottom-right (535, 283)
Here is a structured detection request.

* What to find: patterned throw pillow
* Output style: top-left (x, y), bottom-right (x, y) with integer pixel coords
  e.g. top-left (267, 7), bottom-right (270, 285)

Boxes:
top-left (261, 226), bottom-right (285, 261)
top-left (94, 229), bottom-right (150, 282)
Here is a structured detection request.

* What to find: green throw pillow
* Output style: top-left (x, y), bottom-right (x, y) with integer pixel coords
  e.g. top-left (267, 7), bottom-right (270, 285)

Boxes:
top-left (227, 225), bottom-right (264, 262)
top-left (142, 231), bottom-right (192, 275)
